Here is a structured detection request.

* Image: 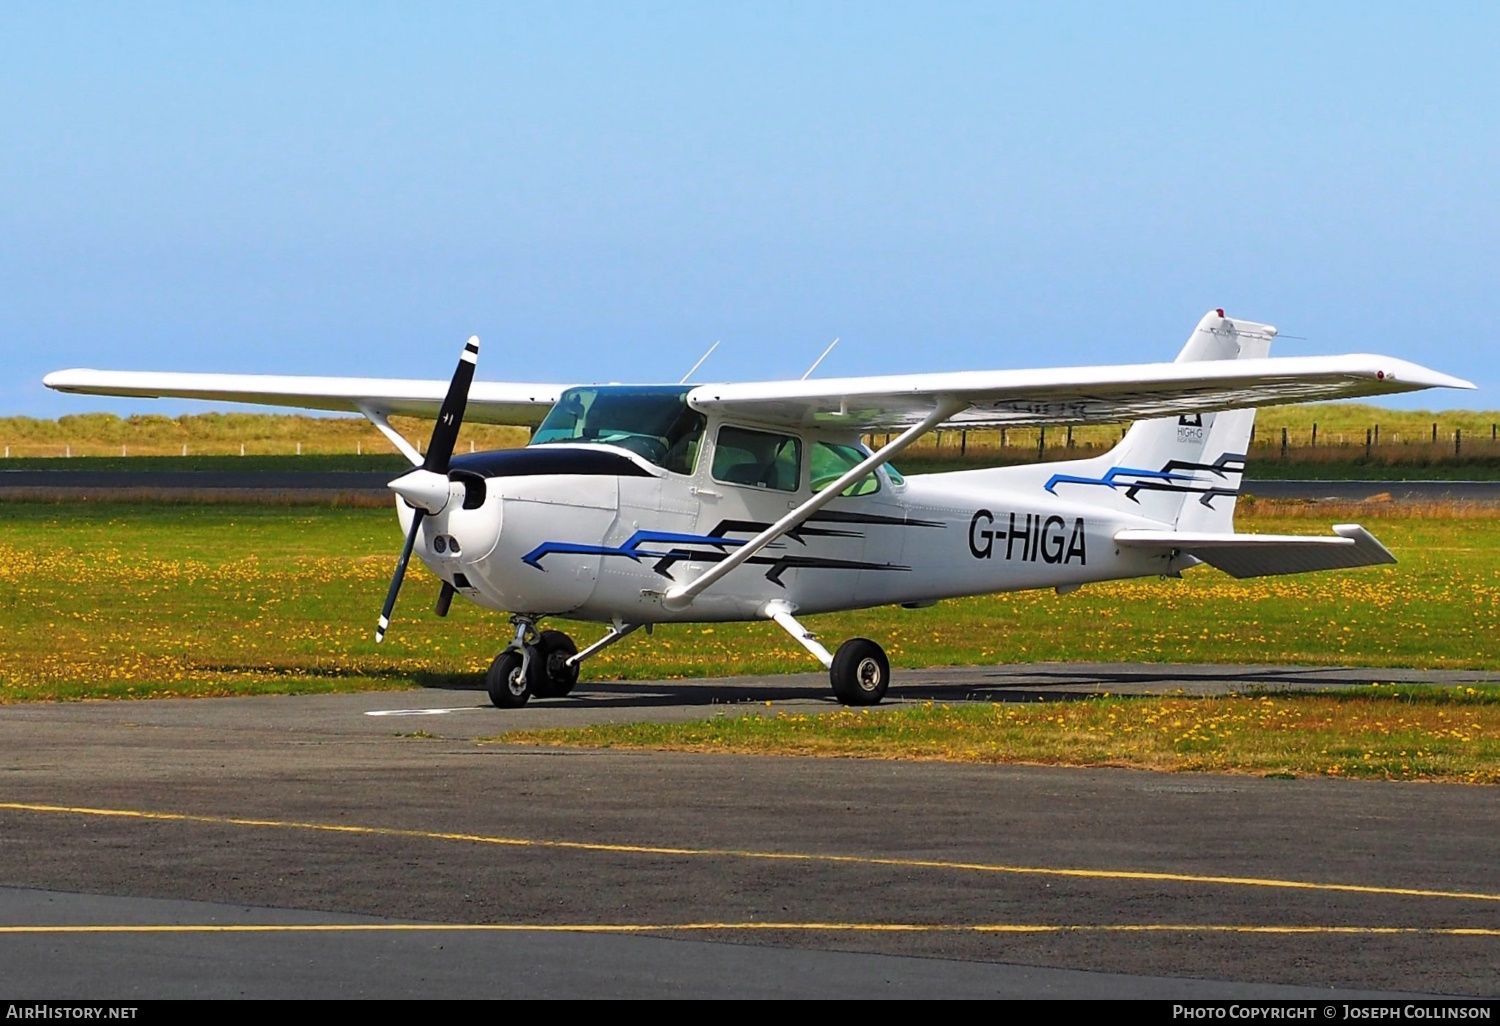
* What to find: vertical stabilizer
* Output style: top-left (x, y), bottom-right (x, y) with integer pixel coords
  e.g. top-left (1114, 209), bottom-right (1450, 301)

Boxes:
top-left (1043, 310), bottom-right (1275, 528)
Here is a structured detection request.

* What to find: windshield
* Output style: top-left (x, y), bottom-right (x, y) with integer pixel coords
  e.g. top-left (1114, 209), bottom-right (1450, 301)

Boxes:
top-left (531, 386), bottom-right (707, 475)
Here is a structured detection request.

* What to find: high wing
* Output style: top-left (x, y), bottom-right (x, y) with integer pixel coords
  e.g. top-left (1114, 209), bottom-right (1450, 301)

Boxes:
top-left (685, 355), bottom-right (1473, 430)
top-left (41, 369), bottom-right (568, 427)
top-left (45, 353), bottom-right (1472, 434)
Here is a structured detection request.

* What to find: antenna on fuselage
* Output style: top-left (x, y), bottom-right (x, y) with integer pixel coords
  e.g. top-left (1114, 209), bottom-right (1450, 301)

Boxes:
top-left (801, 338), bottom-right (839, 380)
top-left (679, 340), bottom-right (721, 384)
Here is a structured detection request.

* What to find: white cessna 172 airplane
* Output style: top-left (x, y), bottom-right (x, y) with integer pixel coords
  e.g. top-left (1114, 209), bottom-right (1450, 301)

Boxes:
top-left (46, 310), bottom-right (1472, 708)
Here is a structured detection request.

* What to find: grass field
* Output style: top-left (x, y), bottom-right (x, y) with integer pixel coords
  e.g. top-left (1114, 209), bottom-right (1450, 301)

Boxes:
top-left (495, 686), bottom-right (1500, 784)
top-left (0, 501), bottom-right (1495, 704)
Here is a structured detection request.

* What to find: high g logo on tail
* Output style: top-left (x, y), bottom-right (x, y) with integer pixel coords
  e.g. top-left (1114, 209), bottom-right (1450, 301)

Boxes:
top-left (969, 510), bottom-right (1087, 565)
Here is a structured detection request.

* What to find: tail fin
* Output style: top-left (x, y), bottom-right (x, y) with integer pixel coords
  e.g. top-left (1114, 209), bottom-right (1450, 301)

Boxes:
top-left (1044, 310), bottom-right (1276, 528)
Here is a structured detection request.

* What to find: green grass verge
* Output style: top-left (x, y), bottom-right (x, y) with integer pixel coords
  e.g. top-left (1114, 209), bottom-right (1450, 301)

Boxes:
top-left (0, 503), bottom-right (1496, 703)
top-left (494, 685), bottom-right (1500, 784)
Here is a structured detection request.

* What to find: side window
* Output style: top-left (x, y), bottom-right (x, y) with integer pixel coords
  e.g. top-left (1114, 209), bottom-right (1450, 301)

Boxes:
top-left (712, 426), bottom-right (802, 492)
top-left (810, 441), bottom-right (880, 497)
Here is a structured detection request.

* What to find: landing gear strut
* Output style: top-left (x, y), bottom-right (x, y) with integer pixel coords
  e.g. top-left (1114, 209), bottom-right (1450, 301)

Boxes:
top-left (764, 601), bottom-right (892, 706)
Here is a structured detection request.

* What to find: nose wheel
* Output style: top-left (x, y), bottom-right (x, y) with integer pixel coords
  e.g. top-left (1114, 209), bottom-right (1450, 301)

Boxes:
top-left (485, 649), bottom-right (532, 708)
top-left (486, 620), bottom-right (580, 708)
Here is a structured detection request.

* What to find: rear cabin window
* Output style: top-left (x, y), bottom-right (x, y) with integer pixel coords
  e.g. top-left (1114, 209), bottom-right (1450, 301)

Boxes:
top-left (711, 427), bottom-right (802, 492)
top-left (810, 441), bottom-right (880, 497)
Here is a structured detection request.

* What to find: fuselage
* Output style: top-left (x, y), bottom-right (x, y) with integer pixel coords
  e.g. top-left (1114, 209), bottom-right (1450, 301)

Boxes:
top-left (397, 385), bottom-right (1179, 625)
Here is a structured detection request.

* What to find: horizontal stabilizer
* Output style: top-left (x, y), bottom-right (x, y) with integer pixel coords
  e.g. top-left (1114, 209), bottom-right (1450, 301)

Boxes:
top-left (1113, 524), bottom-right (1396, 579)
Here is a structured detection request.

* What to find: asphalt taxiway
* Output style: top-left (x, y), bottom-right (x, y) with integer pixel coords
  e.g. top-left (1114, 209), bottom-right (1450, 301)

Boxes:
top-left (1, 665), bottom-right (1497, 998)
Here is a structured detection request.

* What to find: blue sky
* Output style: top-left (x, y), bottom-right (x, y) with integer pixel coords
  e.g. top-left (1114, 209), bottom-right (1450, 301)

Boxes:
top-left (5, 3), bottom-right (1496, 417)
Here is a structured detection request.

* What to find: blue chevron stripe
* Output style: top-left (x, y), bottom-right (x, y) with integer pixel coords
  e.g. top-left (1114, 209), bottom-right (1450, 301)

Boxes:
top-left (522, 530), bottom-right (747, 571)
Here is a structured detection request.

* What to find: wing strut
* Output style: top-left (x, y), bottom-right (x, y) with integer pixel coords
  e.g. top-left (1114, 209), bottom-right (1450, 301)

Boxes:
top-left (358, 404), bottom-right (423, 467)
top-left (661, 398), bottom-right (964, 611)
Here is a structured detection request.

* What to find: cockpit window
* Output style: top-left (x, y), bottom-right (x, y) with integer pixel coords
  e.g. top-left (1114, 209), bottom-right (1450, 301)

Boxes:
top-left (531, 386), bottom-right (707, 475)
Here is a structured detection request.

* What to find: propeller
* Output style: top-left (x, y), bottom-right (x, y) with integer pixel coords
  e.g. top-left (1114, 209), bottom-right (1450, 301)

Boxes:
top-left (375, 335), bottom-right (479, 643)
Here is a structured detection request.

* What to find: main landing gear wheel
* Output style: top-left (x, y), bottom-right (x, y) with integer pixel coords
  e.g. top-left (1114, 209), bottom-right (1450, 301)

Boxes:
top-left (830, 638), bottom-right (890, 706)
top-left (486, 649), bottom-right (531, 708)
top-left (532, 630), bottom-right (580, 699)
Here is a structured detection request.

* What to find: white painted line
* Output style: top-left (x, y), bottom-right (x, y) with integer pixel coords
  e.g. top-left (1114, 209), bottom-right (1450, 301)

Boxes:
top-left (364, 707), bottom-right (484, 717)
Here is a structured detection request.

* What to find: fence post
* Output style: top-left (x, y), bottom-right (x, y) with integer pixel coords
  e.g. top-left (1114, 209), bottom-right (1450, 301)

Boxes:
top-left (960, 430), bottom-right (967, 456)
top-left (1365, 428), bottom-right (1372, 459)
top-left (1456, 429), bottom-right (1462, 457)
top-left (1281, 427), bottom-right (1288, 459)
top-left (1038, 428), bottom-right (1046, 461)
top-left (1311, 423), bottom-right (1318, 447)
top-left (1432, 423), bottom-right (1438, 444)
top-left (1374, 424), bottom-right (1380, 447)
top-left (1066, 425), bottom-right (1074, 449)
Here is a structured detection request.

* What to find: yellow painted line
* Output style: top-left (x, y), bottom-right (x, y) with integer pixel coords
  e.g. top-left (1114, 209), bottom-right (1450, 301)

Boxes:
top-left (3, 800), bottom-right (1499, 906)
top-left (0, 923), bottom-right (1496, 937)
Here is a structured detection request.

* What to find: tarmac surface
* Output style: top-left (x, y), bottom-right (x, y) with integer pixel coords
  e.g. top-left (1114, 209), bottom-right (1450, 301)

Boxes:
top-left (1, 664), bottom-right (1497, 999)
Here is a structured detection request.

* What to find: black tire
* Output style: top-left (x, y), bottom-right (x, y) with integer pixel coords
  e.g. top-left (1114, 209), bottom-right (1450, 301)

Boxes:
top-left (486, 649), bottom-right (532, 708)
top-left (532, 630), bottom-right (580, 699)
top-left (830, 638), bottom-right (890, 706)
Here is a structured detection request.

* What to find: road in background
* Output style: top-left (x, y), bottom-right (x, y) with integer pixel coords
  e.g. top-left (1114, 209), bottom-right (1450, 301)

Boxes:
top-left (3, 471), bottom-right (1499, 503)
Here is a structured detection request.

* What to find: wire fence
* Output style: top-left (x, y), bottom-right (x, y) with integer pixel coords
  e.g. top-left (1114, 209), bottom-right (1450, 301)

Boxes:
top-left (3, 416), bottom-right (1497, 462)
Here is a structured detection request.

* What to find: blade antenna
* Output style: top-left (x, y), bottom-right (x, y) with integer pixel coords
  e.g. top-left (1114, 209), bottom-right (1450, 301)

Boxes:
top-left (679, 340), bottom-right (720, 384)
top-left (800, 338), bottom-right (839, 380)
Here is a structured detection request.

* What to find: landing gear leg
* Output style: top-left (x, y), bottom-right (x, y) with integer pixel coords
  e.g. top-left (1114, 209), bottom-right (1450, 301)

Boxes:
top-left (764, 601), bottom-right (890, 706)
top-left (564, 620), bottom-right (641, 669)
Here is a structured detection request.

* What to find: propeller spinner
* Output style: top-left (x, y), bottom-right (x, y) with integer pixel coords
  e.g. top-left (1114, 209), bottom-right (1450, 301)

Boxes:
top-left (375, 335), bottom-right (479, 643)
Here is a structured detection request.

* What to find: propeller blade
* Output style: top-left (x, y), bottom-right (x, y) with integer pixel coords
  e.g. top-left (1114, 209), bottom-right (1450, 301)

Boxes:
top-left (376, 510), bottom-right (425, 643)
top-left (377, 335), bottom-right (478, 642)
top-left (423, 335), bottom-right (479, 473)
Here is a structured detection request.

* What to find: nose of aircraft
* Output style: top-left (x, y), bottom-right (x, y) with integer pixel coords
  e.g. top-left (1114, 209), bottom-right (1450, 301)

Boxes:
top-left (388, 468), bottom-right (459, 514)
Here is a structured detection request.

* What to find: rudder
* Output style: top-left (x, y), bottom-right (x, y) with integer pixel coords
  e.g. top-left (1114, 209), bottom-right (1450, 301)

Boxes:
top-left (1043, 310), bottom-right (1276, 528)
